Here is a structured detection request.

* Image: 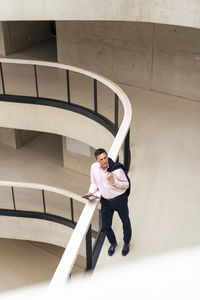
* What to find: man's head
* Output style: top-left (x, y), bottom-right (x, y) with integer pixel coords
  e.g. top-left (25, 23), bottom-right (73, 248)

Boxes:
top-left (95, 148), bottom-right (109, 170)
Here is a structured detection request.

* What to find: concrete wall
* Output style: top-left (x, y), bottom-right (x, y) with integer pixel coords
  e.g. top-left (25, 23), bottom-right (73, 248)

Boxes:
top-left (0, 102), bottom-right (114, 153)
top-left (0, 216), bottom-right (72, 248)
top-left (0, 0), bottom-right (200, 30)
top-left (0, 128), bottom-right (40, 149)
top-left (152, 25), bottom-right (200, 101)
top-left (1, 21), bottom-right (52, 55)
top-left (57, 21), bottom-right (154, 89)
top-left (62, 136), bottom-right (95, 176)
top-left (17, 130), bottom-right (41, 147)
top-left (0, 22), bottom-right (6, 55)
top-left (0, 128), bottom-right (18, 148)
top-left (57, 21), bottom-right (200, 102)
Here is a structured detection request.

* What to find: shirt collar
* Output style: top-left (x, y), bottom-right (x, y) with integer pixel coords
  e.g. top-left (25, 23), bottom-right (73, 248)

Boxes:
top-left (97, 163), bottom-right (109, 171)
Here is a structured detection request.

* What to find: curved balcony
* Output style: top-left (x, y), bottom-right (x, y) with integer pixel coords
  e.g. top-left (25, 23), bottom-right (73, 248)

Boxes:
top-left (0, 58), bottom-right (132, 284)
top-left (0, 58), bottom-right (131, 170)
top-left (0, 180), bottom-right (102, 274)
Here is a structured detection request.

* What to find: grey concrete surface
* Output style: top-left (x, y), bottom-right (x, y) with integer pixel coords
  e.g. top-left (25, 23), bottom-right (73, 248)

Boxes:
top-left (0, 239), bottom-right (62, 292)
top-left (5, 38), bottom-right (57, 61)
top-left (152, 24), bottom-right (200, 101)
top-left (0, 128), bottom-right (18, 149)
top-left (57, 21), bottom-right (154, 89)
top-left (0, 239), bottom-right (85, 292)
top-left (57, 21), bottom-right (200, 101)
top-left (0, 22), bottom-right (5, 55)
top-left (0, 21), bottom-right (52, 55)
top-left (95, 84), bottom-right (200, 271)
top-left (0, 128), bottom-right (41, 149)
top-left (62, 136), bottom-right (95, 176)
top-left (0, 0), bottom-right (200, 30)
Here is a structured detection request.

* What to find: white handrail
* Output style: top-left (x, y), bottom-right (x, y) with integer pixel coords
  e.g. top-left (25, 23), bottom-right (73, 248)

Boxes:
top-left (0, 179), bottom-right (100, 288)
top-left (0, 58), bottom-right (132, 162)
top-left (49, 199), bottom-right (99, 289)
top-left (0, 180), bottom-right (87, 205)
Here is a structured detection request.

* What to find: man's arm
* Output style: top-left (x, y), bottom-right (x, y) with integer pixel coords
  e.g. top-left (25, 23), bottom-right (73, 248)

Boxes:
top-left (84, 192), bottom-right (93, 198)
top-left (107, 169), bottom-right (129, 189)
top-left (84, 164), bottom-right (98, 197)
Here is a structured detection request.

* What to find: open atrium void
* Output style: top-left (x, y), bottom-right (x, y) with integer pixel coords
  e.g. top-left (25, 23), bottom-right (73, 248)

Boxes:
top-left (0, 9), bottom-right (200, 298)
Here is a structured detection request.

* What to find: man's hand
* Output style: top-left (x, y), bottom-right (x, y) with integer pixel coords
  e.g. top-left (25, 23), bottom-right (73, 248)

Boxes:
top-left (83, 192), bottom-right (93, 198)
top-left (106, 172), bottom-right (115, 184)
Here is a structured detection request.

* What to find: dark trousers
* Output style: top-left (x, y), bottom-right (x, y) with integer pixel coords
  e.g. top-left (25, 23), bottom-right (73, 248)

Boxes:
top-left (101, 192), bottom-right (132, 245)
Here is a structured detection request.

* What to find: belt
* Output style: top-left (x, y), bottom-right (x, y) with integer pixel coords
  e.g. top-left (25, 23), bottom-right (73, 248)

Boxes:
top-left (101, 191), bottom-right (127, 202)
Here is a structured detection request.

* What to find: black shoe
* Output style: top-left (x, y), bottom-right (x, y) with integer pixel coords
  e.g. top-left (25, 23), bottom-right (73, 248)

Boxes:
top-left (122, 243), bottom-right (130, 256)
top-left (108, 243), bottom-right (117, 256)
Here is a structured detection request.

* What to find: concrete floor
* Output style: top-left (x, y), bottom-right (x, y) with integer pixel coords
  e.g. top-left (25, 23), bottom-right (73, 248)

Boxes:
top-left (0, 38), bottom-right (200, 291)
top-left (0, 238), bottom-right (85, 292)
top-left (95, 84), bottom-right (200, 272)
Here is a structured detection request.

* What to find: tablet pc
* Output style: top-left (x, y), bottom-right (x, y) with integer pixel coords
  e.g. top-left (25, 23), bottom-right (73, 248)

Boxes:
top-left (82, 195), bottom-right (99, 200)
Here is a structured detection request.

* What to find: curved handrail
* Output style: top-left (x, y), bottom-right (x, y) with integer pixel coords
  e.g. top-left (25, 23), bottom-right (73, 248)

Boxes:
top-left (0, 58), bottom-right (132, 163)
top-left (0, 180), bottom-right (87, 205)
top-left (0, 179), bottom-right (100, 285)
top-left (0, 58), bottom-right (132, 286)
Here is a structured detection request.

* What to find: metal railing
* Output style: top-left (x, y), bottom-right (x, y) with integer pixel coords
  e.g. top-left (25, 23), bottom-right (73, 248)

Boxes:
top-left (0, 180), bottom-right (103, 273)
top-left (0, 58), bottom-right (132, 287)
top-left (0, 58), bottom-right (131, 171)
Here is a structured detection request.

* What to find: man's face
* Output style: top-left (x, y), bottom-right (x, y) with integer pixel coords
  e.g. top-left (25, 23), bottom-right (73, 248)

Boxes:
top-left (96, 152), bottom-right (109, 170)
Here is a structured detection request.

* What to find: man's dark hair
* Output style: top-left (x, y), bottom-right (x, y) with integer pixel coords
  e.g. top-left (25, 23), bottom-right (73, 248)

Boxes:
top-left (94, 148), bottom-right (107, 158)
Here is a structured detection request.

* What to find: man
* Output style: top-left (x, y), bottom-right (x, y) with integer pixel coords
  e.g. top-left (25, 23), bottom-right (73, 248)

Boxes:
top-left (84, 148), bottom-right (132, 256)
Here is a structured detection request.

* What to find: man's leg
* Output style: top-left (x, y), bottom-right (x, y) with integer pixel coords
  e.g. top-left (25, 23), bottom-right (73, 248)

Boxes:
top-left (116, 197), bottom-right (132, 245)
top-left (101, 199), bottom-right (117, 245)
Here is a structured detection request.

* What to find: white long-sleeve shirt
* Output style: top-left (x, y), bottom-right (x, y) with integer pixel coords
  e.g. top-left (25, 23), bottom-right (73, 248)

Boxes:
top-left (89, 162), bottom-right (129, 199)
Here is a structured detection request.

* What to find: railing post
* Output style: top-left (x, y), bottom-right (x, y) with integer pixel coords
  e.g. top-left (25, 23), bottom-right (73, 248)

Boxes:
top-left (11, 187), bottom-right (16, 211)
top-left (124, 129), bottom-right (131, 172)
top-left (86, 224), bottom-right (92, 271)
top-left (93, 79), bottom-right (97, 113)
top-left (98, 208), bottom-right (101, 229)
top-left (66, 70), bottom-right (71, 103)
top-left (114, 94), bottom-right (119, 132)
top-left (70, 198), bottom-right (74, 223)
top-left (0, 63), bottom-right (5, 95)
top-left (42, 189), bottom-right (46, 214)
top-left (34, 65), bottom-right (39, 98)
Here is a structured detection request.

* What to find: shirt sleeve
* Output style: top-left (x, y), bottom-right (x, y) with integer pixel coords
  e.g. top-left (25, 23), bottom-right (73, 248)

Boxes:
top-left (112, 168), bottom-right (129, 189)
top-left (88, 164), bottom-right (98, 194)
